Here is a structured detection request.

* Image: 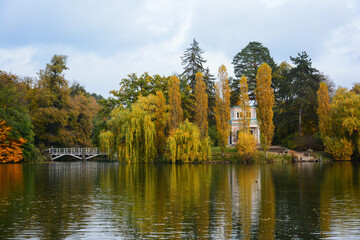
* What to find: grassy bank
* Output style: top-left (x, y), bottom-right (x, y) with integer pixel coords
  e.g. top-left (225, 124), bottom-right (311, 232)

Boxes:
top-left (210, 146), bottom-right (291, 163)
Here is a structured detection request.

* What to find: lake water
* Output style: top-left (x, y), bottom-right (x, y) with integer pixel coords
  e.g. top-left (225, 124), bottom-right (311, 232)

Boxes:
top-left (0, 162), bottom-right (359, 239)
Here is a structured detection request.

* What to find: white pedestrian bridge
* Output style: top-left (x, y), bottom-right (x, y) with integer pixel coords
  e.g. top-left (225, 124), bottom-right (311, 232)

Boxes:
top-left (45, 148), bottom-right (107, 161)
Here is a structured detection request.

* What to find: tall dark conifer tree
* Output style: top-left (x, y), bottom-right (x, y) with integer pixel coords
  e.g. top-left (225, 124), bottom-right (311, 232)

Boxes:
top-left (232, 41), bottom-right (276, 102)
top-left (181, 39), bottom-right (207, 92)
top-left (181, 39), bottom-right (215, 125)
top-left (288, 52), bottom-right (321, 136)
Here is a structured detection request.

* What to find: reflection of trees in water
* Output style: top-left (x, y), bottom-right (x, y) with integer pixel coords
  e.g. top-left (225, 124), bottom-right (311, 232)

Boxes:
top-left (320, 162), bottom-right (360, 238)
top-left (258, 165), bottom-right (275, 240)
top-left (271, 163), bottom-right (325, 239)
top-left (99, 164), bottom-right (277, 239)
top-left (0, 164), bottom-right (23, 195)
top-left (6, 163), bottom-right (356, 239)
top-left (229, 165), bottom-right (275, 240)
top-left (100, 164), bottom-right (214, 239)
top-left (0, 163), bottom-right (95, 239)
top-left (0, 164), bottom-right (23, 238)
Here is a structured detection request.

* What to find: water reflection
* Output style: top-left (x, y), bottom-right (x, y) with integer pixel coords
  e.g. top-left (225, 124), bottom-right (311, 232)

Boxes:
top-left (0, 162), bottom-right (359, 239)
top-left (320, 162), bottom-right (360, 238)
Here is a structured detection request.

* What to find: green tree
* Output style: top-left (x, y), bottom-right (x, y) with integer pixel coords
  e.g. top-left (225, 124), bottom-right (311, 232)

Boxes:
top-left (29, 55), bottom-right (99, 148)
top-left (181, 39), bottom-right (207, 92)
top-left (232, 42), bottom-right (276, 102)
top-left (181, 40), bottom-right (215, 123)
top-left (168, 76), bottom-right (183, 131)
top-left (194, 72), bottom-right (208, 138)
top-left (214, 65), bottom-right (231, 153)
top-left (255, 63), bottom-right (275, 158)
top-left (289, 52), bottom-right (322, 136)
top-left (272, 53), bottom-right (328, 148)
top-left (110, 72), bottom-right (169, 108)
top-left (29, 55), bottom-right (72, 148)
top-left (0, 71), bottom-right (40, 161)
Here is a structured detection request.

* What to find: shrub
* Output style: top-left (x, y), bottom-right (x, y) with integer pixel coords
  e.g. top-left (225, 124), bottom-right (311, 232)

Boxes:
top-left (282, 134), bottom-right (324, 151)
top-left (325, 137), bottom-right (354, 160)
top-left (236, 131), bottom-right (257, 161)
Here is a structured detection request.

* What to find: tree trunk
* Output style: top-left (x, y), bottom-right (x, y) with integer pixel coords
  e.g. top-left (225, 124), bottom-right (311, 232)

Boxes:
top-left (298, 107), bottom-right (302, 137)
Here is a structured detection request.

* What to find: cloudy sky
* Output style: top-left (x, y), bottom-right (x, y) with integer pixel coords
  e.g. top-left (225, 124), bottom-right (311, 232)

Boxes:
top-left (1, 0), bottom-right (359, 97)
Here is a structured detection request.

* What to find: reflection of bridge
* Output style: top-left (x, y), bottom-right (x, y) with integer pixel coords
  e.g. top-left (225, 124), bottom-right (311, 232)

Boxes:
top-left (46, 148), bottom-right (107, 161)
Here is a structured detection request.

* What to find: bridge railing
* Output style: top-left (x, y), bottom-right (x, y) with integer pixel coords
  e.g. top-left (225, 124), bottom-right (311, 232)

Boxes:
top-left (47, 148), bottom-right (99, 155)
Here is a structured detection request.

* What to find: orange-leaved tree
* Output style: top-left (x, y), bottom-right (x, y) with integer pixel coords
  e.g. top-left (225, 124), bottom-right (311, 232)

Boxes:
top-left (168, 76), bottom-right (183, 132)
top-left (255, 63), bottom-right (274, 158)
top-left (214, 65), bottom-right (231, 153)
top-left (0, 120), bottom-right (27, 163)
top-left (194, 72), bottom-right (208, 138)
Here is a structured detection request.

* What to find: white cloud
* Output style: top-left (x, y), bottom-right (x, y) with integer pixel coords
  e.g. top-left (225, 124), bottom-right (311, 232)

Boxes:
top-left (0, 47), bottom-right (38, 76)
top-left (204, 51), bottom-right (234, 80)
top-left (315, 15), bottom-right (360, 88)
top-left (1, 0), bottom-right (360, 94)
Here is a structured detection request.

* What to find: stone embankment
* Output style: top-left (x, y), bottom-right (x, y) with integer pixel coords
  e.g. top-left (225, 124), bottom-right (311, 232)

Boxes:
top-left (267, 146), bottom-right (318, 162)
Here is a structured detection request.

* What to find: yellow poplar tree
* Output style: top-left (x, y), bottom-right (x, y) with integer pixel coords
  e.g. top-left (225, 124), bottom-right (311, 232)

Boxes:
top-left (214, 65), bottom-right (231, 153)
top-left (255, 63), bottom-right (275, 158)
top-left (317, 82), bottom-right (331, 141)
top-left (238, 76), bottom-right (251, 133)
top-left (194, 72), bottom-right (208, 138)
top-left (236, 76), bottom-right (256, 159)
top-left (168, 76), bottom-right (183, 132)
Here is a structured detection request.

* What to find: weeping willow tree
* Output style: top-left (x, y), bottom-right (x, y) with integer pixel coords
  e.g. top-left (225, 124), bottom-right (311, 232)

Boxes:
top-left (167, 120), bottom-right (211, 163)
top-left (99, 93), bottom-right (167, 162)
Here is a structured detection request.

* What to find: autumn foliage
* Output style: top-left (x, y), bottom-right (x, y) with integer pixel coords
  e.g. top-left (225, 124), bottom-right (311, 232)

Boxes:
top-left (99, 95), bottom-right (158, 163)
top-left (167, 120), bottom-right (211, 163)
top-left (255, 63), bottom-right (275, 157)
top-left (0, 120), bottom-right (27, 163)
top-left (324, 137), bottom-right (354, 160)
top-left (236, 131), bottom-right (257, 160)
top-left (214, 65), bottom-right (231, 153)
top-left (317, 82), bottom-right (331, 140)
top-left (168, 76), bottom-right (183, 131)
top-left (238, 76), bottom-right (251, 133)
top-left (318, 86), bottom-right (360, 160)
top-left (194, 72), bottom-right (208, 138)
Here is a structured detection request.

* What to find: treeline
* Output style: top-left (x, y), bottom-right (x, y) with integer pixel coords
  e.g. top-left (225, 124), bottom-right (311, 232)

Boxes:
top-left (317, 83), bottom-right (360, 160)
top-left (1, 40), bottom-right (359, 162)
top-left (98, 41), bottom-right (273, 162)
top-left (0, 55), bottom-right (100, 162)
